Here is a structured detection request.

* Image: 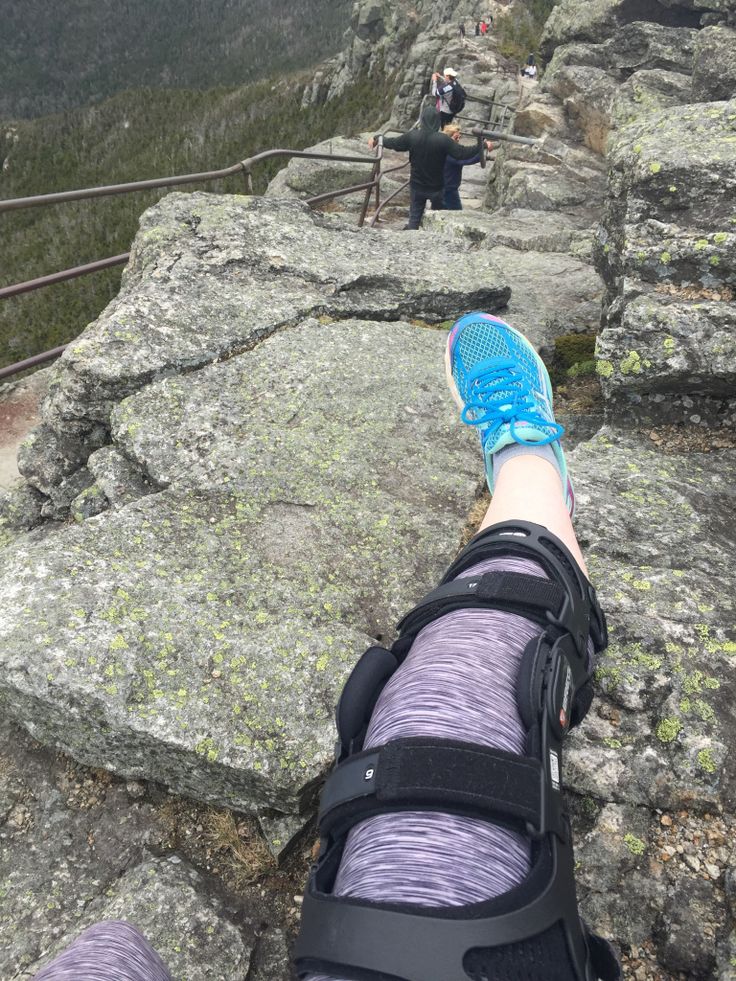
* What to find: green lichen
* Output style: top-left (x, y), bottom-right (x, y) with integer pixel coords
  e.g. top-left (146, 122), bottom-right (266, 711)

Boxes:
top-left (623, 833), bottom-right (646, 855)
top-left (656, 718), bottom-right (682, 743)
top-left (620, 351), bottom-right (642, 375)
top-left (649, 162), bottom-right (661, 174)
top-left (709, 255), bottom-right (720, 266)
top-left (694, 239), bottom-right (709, 251)
top-left (663, 336), bottom-right (675, 352)
top-left (660, 251), bottom-right (671, 264)
top-left (697, 748), bottom-right (717, 774)
top-left (596, 359), bottom-right (614, 378)
top-left (713, 232), bottom-right (727, 244)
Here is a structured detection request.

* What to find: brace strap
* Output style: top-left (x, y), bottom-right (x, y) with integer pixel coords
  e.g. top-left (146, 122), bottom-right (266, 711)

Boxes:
top-left (319, 737), bottom-right (567, 842)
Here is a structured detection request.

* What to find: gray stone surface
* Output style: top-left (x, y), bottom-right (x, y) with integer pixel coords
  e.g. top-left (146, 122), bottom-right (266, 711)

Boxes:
top-left (17, 193), bottom-right (509, 506)
top-left (0, 318), bottom-right (481, 819)
top-left (543, 23), bottom-right (698, 77)
top-left (541, 0), bottom-right (702, 59)
top-left (692, 25), bottom-right (736, 101)
top-left (87, 444), bottom-right (156, 508)
top-left (424, 207), bottom-right (594, 256)
top-left (568, 429), bottom-right (736, 968)
top-left (570, 430), bottom-right (736, 815)
top-left (595, 98), bottom-right (736, 421)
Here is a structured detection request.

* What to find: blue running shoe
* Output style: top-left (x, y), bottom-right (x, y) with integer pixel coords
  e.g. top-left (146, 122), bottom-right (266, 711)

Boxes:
top-left (445, 311), bottom-right (575, 515)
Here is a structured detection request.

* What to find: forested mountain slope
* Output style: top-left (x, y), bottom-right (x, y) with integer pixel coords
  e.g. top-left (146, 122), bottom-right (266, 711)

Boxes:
top-left (0, 69), bottom-right (395, 370)
top-left (0, 0), bottom-right (351, 119)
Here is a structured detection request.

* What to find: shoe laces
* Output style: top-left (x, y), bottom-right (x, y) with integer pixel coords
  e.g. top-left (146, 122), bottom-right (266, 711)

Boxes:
top-left (459, 357), bottom-right (564, 447)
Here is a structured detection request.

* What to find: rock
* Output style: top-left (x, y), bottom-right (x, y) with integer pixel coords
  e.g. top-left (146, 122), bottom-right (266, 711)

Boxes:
top-left (692, 26), bottom-right (736, 101)
top-left (248, 928), bottom-right (292, 981)
top-left (18, 193), bottom-right (509, 509)
top-left (567, 430), bottom-right (736, 814)
top-left (484, 245), bottom-right (603, 340)
top-left (70, 483), bottom-right (110, 523)
top-left (595, 99), bottom-right (736, 420)
top-left (424, 207), bottom-right (594, 256)
top-left (0, 483), bottom-right (45, 543)
top-left (257, 809), bottom-right (311, 862)
top-left (655, 878), bottom-right (718, 977)
top-left (542, 24), bottom-right (698, 78)
top-left (514, 98), bottom-right (570, 138)
top-left (40, 466), bottom-right (94, 520)
top-left (27, 858), bottom-right (254, 981)
top-left (0, 318), bottom-right (481, 819)
top-left (87, 445), bottom-right (155, 506)
top-left (576, 803), bottom-right (661, 946)
top-left (540, 0), bottom-right (701, 60)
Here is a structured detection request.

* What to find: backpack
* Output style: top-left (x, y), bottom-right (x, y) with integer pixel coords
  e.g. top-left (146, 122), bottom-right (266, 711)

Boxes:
top-left (449, 81), bottom-right (466, 114)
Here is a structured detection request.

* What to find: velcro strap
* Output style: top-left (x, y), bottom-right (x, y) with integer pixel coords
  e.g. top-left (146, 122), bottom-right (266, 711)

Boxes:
top-left (397, 571), bottom-right (566, 637)
top-left (319, 737), bottom-right (565, 840)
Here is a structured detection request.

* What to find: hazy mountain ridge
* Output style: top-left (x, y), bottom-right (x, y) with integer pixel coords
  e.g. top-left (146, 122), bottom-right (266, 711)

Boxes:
top-left (0, 0), bottom-right (352, 119)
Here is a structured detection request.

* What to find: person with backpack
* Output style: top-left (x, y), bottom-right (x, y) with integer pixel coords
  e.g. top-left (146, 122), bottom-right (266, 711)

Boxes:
top-left (431, 67), bottom-right (466, 126)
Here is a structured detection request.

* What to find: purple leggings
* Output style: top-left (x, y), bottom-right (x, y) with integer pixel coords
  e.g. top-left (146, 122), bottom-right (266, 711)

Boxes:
top-left (32, 921), bottom-right (172, 980)
top-left (35, 552), bottom-right (558, 981)
top-left (310, 552), bottom-right (552, 981)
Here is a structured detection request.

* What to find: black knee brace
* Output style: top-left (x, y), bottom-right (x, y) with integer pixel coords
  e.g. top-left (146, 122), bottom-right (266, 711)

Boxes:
top-left (295, 521), bottom-right (622, 981)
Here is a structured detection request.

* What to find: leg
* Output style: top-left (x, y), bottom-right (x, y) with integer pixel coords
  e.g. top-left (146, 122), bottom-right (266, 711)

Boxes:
top-left (32, 921), bottom-right (172, 981)
top-left (297, 315), bottom-right (619, 981)
top-left (443, 187), bottom-right (462, 210)
top-left (406, 186), bottom-right (428, 230)
top-left (428, 188), bottom-right (445, 211)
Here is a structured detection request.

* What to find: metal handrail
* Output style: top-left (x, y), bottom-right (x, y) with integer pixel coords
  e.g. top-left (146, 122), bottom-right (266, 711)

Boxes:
top-left (369, 179), bottom-right (410, 227)
top-left (0, 253), bottom-right (130, 301)
top-left (0, 146), bottom-right (382, 214)
top-left (0, 143), bottom-right (385, 380)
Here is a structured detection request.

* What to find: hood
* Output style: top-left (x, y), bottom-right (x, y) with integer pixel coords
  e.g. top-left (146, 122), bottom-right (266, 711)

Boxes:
top-left (420, 106), bottom-right (441, 132)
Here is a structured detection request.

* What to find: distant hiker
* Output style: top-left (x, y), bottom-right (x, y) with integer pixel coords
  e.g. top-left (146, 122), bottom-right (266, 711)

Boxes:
top-left (480, 19), bottom-right (488, 35)
top-left (368, 107), bottom-right (481, 230)
top-left (527, 52), bottom-right (536, 66)
top-left (459, 21), bottom-right (466, 40)
top-left (521, 63), bottom-right (538, 79)
top-left (431, 67), bottom-right (466, 126)
top-left (474, 20), bottom-right (481, 35)
top-left (442, 124), bottom-right (493, 210)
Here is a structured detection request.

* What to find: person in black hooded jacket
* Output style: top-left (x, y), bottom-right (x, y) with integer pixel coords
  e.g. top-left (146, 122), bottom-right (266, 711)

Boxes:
top-left (369, 107), bottom-right (489, 230)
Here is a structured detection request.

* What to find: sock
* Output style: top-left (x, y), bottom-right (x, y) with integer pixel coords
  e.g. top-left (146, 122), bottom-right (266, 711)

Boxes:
top-left (491, 441), bottom-right (562, 489)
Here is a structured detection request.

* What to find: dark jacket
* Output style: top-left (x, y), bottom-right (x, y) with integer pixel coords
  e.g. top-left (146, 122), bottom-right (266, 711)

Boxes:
top-left (381, 107), bottom-right (479, 192)
top-left (443, 150), bottom-right (481, 191)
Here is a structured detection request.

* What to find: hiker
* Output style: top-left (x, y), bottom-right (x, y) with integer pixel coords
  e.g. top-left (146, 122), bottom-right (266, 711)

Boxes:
top-left (521, 62), bottom-right (538, 79)
top-left (480, 18), bottom-right (488, 35)
top-left (431, 67), bottom-right (465, 126)
top-left (459, 21), bottom-right (466, 40)
top-left (367, 107), bottom-right (481, 230)
top-left (295, 313), bottom-right (622, 981)
top-left (475, 20), bottom-right (481, 35)
top-left (442, 124), bottom-right (493, 210)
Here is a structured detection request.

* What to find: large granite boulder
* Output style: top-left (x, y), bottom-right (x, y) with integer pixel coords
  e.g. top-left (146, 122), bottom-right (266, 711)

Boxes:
top-left (568, 430), bottom-right (736, 970)
top-left (541, 0), bottom-right (702, 59)
top-left (595, 98), bottom-right (736, 424)
top-left (542, 22), bottom-right (698, 78)
top-left (692, 25), bottom-right (736, 101)
top-left (17, 192), bottom-right (509, 504)
top-left (0, 316), bottom-right (481, 823)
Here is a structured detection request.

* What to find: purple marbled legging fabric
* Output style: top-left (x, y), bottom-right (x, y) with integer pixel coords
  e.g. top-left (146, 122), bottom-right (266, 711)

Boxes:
top-left (310, 553), bottom-right (551, 981)
top-left (32, 921), bottom-right (172, 980)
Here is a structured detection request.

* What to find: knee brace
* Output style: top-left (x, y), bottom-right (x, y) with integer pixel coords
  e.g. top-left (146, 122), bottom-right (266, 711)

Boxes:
top-left (294, 521), bottom-right (621, 981)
